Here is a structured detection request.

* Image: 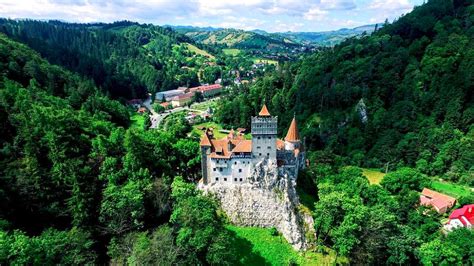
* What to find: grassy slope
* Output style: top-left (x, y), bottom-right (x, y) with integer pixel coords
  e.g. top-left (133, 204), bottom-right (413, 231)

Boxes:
top-left (227, 226), bottom-right (340, 266)
top-left (362, 168), bottom-right (386, 185)
top-left (222, 48), bottom-right (241, 56)
top-left (431, 180), bottom-right (473, 198)
top-left (192, 121), bottom-right (228, 139)
top-left (184, 43), bottom-right (215, 59)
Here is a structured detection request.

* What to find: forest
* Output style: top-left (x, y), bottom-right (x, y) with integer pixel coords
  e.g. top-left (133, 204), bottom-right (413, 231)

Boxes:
top-left (0, 0), bottom-right (473, 265)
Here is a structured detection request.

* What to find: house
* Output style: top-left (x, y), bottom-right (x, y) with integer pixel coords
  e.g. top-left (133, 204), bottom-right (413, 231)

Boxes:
top-left (137, 107), bottom-right (147, 114)
top-left (444, 204), bottom-right (474, 232)
top-left (127, 99), bottom-right (143, 109)
top-left (159, 102), bottom-right (171, 109)
top-left (199, 104), bottom-right (305, 185)
top-left (420, 188), bottom-right (456, 214)
top-left (171, 93), bottom-right (193, 107)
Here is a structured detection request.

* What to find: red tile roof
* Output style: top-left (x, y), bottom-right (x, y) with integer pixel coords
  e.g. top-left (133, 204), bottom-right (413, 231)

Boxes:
top-left (449, 204), bottom-right (474, 225)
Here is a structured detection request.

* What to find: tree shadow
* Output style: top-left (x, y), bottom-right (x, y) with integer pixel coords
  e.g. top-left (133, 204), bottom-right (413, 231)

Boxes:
top-left (227, 230), bottom-right (270, 266)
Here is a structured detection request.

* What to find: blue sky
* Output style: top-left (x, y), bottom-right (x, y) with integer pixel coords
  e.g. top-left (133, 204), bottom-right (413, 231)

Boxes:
top-left (0, 0), bottom-right (425, 32)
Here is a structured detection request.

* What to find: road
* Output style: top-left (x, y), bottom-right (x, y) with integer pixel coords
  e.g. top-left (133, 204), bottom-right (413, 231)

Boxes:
top-left (143, 97), bottom-right (202, 128)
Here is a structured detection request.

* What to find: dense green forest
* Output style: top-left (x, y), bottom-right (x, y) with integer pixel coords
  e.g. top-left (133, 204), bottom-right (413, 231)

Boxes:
top-left (0, 0), bottom-right (473, 265)
top-left (216, 0), bottom-right (474, 184)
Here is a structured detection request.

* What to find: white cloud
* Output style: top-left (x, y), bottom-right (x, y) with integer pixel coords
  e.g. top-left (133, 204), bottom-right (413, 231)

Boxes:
top-left (368, 0), bottom-right (412, 12)
top-left (303, 7), bottom-right (327, 21)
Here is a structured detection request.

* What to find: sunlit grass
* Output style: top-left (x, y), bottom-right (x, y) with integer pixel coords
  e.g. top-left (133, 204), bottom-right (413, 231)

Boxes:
top-left (361, 168), bottom-right (386, 185)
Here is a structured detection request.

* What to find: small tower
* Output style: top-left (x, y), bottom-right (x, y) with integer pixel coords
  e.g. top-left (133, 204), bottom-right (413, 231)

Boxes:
top-left (284, 115), bottom-right (301, 151)
top-left (200, 129), bottom-right (212, 184)
top-left (251, 104), bottom-right (278, 163)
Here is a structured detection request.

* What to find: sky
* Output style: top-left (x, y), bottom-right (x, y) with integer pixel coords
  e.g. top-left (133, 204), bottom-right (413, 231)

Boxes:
top-left (0, 0), bottom-right (425, 32)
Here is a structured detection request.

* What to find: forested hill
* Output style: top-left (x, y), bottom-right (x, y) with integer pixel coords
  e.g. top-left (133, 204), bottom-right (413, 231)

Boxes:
top-left (0, 20), bottom-right (214, 99)
top-left (216, 0), bottom-right (474, 182)
top-left (172, 26), bottom-right (302, 51)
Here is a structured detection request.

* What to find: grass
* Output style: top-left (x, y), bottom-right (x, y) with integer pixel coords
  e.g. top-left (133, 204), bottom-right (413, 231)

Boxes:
top-left (227, 225), bottom-right (343, 265)
top-left (361, 168), bottom-right (386, 185)
top-left (190, 100), bottom-right (217, 112)
top-left (222, 48), bottom-right (241, 56)
top-left (431, 180), bottom-right (473, 199)
top-left (192, 121), bottom-right (228, 139)
top-left (184, 43), bottom-right (215, 59)
top-left (130, 113), bottom-right (145, 129)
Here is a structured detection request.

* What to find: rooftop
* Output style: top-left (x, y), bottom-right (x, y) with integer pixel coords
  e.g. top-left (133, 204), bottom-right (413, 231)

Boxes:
top-left (259, 104), bottom-right (271, 117)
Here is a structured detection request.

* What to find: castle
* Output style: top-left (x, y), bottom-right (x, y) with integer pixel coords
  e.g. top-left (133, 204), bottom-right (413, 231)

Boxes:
top-left (200, 104), bottom-right (305, 184)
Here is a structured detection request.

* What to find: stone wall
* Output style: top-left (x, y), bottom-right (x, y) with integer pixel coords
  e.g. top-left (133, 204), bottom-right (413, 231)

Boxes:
top-left (198, 158), bottom-right (315, 250)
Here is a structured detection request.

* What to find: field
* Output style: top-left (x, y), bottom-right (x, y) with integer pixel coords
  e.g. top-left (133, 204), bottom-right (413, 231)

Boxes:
top-left (362, 168), bottom-right (386, 185)
top-left (190, 100), bottom-right (217, 111)
top-left (227, 226), bottom-right (344, 265)
top-left (184, 43), bottom-right (215, 59)
top-left (130, 113), bottom-right (145, 129)
top-left (222, 48), bottom-right (241, 56)
top-left (431, 180), bottom-right (473, 199)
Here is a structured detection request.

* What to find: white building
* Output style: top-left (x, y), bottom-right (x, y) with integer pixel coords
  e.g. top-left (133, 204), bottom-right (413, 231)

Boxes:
top-left (200, 104), bottom-right (305, 185)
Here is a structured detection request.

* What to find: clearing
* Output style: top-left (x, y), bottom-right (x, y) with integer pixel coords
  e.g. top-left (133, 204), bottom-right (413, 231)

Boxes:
top-left (361, 168), bottom-right (386, 185)
top-left (184, 43), bottom-right (215, 59)
top-left (227, 225), bottom-right (344, 265)
top-left (431, 180), bottom-right (473, 199)
top-left (222, 48), bottom-right (241, 56)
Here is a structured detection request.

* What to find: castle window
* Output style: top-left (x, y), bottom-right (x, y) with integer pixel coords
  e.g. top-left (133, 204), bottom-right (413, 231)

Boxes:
top-left (257, 146), bottom-right (261, 149)
top-left (257, 136), bottom-right (261, 140)
top-left (267, 153), bottom-right (270, 156)
top-left (234, 161), bottom-right (237, 165)
top-left (213, 168), bottom-right (216, 171)
top-left (219, 168), bottom-right (223, 171)
top-left (259, 153), bottom-right (262, 156)
top-left (239, 169), bottom-right (242, 173)
top-left (240, 178), bottom-right (243, 182)
top-left (268, 136), bottom-right (271, 139)
top-left (234, 178), bottom-right (237, 182)
top-left (267, 146), bottom-right (271, 149)
top-left (224, 178), bottom-right (227, 181)
top-left (215, 178), bottom-right (219, 181)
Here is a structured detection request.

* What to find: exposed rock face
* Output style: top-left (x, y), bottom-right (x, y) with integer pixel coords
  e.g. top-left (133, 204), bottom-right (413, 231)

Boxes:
top-left (199, 158), bottom-right (314, 250)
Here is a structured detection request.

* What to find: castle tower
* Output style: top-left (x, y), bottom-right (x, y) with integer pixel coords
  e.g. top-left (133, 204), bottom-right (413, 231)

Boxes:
top-left (200, 130), bottom-right (212, 184)
top-left (284, 115), bottom-right (301, 151)
top-left (251, 104), bottom-right (277, 163)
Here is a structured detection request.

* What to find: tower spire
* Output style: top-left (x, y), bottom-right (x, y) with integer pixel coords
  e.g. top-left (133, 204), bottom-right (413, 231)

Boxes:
top-left (258, 104), bottom-right (271, 117)
top-left (285, 116), bottom-right (300, 142)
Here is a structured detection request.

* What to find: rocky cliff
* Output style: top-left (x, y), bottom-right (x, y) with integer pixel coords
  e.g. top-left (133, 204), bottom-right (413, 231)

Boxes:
top-left (198, 158), bottom-right (314, 250)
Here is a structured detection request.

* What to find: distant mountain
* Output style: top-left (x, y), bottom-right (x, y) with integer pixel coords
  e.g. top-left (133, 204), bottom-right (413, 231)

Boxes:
top-left (275, 24), bottom-right (382, 46)
top-left (169, 24), bottom-right (381, 48)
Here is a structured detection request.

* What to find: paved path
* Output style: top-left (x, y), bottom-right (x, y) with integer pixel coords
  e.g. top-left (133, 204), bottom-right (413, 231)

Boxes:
top-left (143, 97), bottom-right (207, 129)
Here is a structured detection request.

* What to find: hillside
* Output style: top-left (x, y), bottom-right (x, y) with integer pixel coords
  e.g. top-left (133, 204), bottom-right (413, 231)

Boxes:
top-left (216, 0), bottom-right (473, 184)
top-left (0, 20), bottom-right (219, 98)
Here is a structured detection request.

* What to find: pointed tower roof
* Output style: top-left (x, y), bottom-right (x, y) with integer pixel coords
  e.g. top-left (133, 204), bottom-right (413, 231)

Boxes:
top-left (285, 116), bottom-right (300, 142)
top-left (258, 104), bottom-right (271, 116)
top-left (200, 129), bottom-right (212, 147)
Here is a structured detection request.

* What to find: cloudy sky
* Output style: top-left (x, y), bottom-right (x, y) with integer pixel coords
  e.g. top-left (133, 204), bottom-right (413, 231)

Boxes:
top-left (0, 0), bottom-right (425, 32)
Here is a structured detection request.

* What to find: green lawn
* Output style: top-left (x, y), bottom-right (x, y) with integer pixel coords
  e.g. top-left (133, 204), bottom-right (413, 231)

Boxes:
top-left (431, 180), bottom-right (473, 199)
top-left (192, 121), bottom-right (228, 139)
top-left (362, 168), bottom-right (386, 185)
top-left (222, 48), bottom-right (241, 56)
top-left (227, 226), bottom-right (342, 265)
top-left (130, 113), bottom-right (145, 129)
top-left (190, 100), bottom-right (217, 111)
top-left (184, 43), bottom-right (215, 59)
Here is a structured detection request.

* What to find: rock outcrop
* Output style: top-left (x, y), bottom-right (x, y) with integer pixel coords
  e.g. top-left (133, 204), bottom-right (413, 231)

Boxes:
top-left (199, 158), bottom-right (314, 250)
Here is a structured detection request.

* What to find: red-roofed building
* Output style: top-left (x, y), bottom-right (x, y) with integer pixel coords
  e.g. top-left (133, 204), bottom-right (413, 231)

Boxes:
top-left (188, 84), bottom-right (222, 97)
top-left (420, 188), bottom-right (456, 214)
top-left (444, 204), bottom-right (474, 232)
top-left (171, 93), bottom-right (194, 107)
